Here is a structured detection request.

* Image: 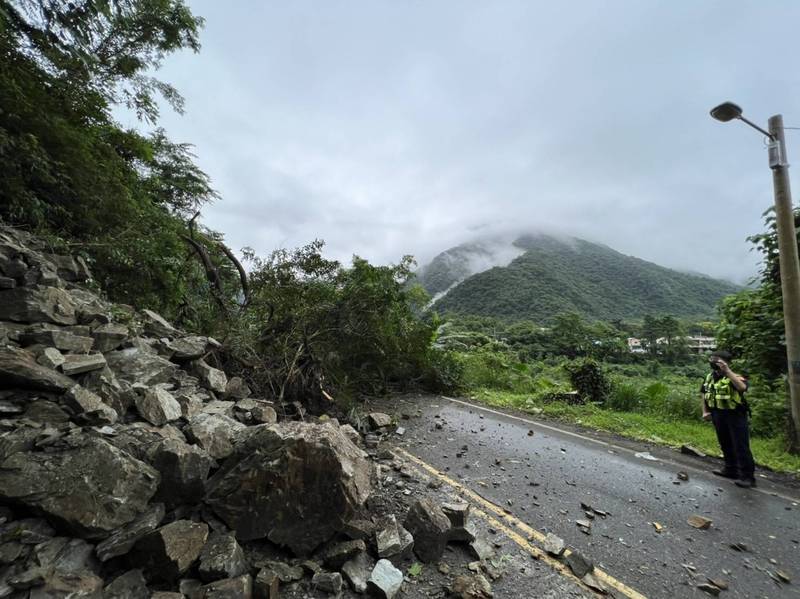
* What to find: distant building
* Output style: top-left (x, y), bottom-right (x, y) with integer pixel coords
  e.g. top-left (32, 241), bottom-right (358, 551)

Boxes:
top-left (627, 335), bottom-right (716, 354)
top-left (686, 335), bottom-right (716, 354)
top-left (627, 337), bottom-right (646, 353)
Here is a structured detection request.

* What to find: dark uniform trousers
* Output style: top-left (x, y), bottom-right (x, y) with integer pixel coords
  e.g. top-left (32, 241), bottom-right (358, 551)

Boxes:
top-left (710, 406), bottom-right (755, 479)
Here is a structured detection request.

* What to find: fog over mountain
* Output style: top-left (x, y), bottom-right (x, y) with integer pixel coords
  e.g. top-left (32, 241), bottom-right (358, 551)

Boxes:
top-left (121, 1), bottom-right (800, 286)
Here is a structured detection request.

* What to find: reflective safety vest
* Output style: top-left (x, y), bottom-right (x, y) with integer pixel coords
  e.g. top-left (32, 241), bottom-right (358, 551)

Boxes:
top-left (702, 373), bottom-right (744, 410)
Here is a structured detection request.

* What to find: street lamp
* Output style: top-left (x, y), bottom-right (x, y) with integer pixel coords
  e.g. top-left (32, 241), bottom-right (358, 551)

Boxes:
top-left (711, 102), bottom-right (800, 449)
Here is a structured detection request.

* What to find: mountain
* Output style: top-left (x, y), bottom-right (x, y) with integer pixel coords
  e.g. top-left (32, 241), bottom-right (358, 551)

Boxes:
top-left (416, 233), bottom-right (741, 322)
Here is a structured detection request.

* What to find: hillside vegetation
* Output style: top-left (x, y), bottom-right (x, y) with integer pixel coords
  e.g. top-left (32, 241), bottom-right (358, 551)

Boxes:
top-left (424, 234), bottom-right (741, 322)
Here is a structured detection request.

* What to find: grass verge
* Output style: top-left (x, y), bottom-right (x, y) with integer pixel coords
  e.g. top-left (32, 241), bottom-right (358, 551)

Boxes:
top-left (471, 389), bottom-right (800, 474)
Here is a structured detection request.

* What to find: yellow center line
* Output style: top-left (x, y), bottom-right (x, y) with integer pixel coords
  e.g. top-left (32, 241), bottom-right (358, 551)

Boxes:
top-left (395, 447), bottom-right (648, 599)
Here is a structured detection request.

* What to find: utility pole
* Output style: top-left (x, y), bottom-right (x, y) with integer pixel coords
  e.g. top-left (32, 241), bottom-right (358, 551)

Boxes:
top-left (769, 114), bottom-right (800, 450)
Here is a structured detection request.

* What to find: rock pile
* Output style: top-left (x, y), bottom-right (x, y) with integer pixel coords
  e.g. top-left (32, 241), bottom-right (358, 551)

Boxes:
top-left (0, 226), bottom-right (397, 597)
top-left (0, 224), bottom-right (501, 598)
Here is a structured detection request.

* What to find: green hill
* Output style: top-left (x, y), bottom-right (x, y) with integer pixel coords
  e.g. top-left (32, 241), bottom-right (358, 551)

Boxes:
top-left (419, 233), bottom-right (740, 322)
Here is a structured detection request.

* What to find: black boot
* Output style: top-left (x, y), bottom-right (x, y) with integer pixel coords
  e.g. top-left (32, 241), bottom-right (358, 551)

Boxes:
top-left (712, 468), bottom-right (738, 479)
top-left (734, 477), bottom-right (757, 489)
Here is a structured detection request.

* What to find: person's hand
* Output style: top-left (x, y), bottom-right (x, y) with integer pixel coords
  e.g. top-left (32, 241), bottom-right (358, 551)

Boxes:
top-left (716, 359), bottom-right (729, 372)
top-left (702, 411), bottom-right (712, 422)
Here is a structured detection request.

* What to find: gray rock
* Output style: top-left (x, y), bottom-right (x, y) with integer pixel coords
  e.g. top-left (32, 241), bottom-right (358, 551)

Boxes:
top-left (0, 436), bottom-right (158, 539)
top-left (0, 286), bottom-right (77, 325)
top-left (191, 359), bottom-right (227, 394)
top-left (312, 571), bottom-right (342, 594)
top-left (0, 347), bottom-right (75, 391)
top-left (543, 532), bottom-right (565, 556)
top-left (141, 309), bottom-right (180, 338)
top-left (256, 561), bottom-right (304, 583)
top-left (167, 335), bottom-right (211, 360)
top-left (103, 570), bottom-right (151, 599)
top-left (80, 366), bottom-right (133, 418)
top-left (135, 387), bottom-right (182, 426)
top-left (0, 518), bottom-right (54, 545)
top-left (198, 532), bottom-right (248, 582)
top-left (185, 413), bottom-right (245, 460)
top-left (205, 421), bottom-right (372, 554)
top-left (340, 424), bottom-right (361, 446)
top-left (451, 573), bottom-right (492, 598)
top-left (253, 568), bottom-right (279, 599)
top-left (376, 516), bottom-right (412, 559)
top-left (224, 377), bottom-right (251, 399)
top-left (62, 384), bottom-right (117, 425)
top-left (105, 345), bottom-right (178, 386)
top-left (90, 323), bottom-right (128, 352)
top-left (106, 422), bottom-right (187, 462)
top-left (20, 327), bottom-right (94, 352)
top-left (146, 438), bottom-right (213, 508)
top-left (37, 347), bottom-right (65, 369)
top-left (132, 520), bottom-right (209, 582)
top-left (24, 400), bottom-right (70, 424)
top-left (233, 398), bottom-right (277, 425)
top-left (468, 537), bottom-right (494, 561)
top-left (317, 539), bottom-right (366, 570)
top-left (61, 353), bottom-right (107, 375)
top-left (201, 399), bottom-right (236, 418)
top-left (176, 392), bottom-right (204, 419)
top-left (368, 412), bottom-right (392, 429)
top-left (565, 550), bottom-right (593, 578)
top-left (404, 498), bottom-right (450, 563)
top-left (24, 537), bottom-right (103, 596)
top-left (341, 551), bottom-right (374, 593)
top-left (367, 559), bottom-right (403, 599)
top-left (180, 578), bottom-right (205, 599)
top-left (0, 320), bottom-right (27, 342)
top-left (201, 574), bottom-right (253, 599)
top-left (43, 254), bottom-right (88, 282)
top-left (94, 503), bottom-right (165, 562)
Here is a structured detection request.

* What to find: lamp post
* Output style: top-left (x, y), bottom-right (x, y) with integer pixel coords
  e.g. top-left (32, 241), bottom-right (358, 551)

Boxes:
top-left (711, 102), bottom-right (800, 450)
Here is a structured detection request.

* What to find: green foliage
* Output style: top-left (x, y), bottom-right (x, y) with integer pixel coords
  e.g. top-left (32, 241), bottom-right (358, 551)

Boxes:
top-left (225, 243), bottom-right (443, 405)
top-left (428, 234), bottom-right (740, 323)
top-left (564, 359), bottom-right (611, 403)
top-left (607, 382), bottom-right (641, 412)
top-left (0, 0), bottom-right (231, 324)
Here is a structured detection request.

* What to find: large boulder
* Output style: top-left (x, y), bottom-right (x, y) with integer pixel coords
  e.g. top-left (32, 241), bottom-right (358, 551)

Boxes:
top-left (403, 499), bottom-right (451, 563)
top-left (131, 520), bottom-right (208, 582)
top-left (95, 503), bottom-right (165, 562)
top-left (141, 309), bottom-right (179, 338)
top-left (190, 359), bottom-right (227, 394)
top-left (145, 437), bottom-right (213, 508)
top-left (185, 413), bottom-right (245, 460)
top-left (198, 531), bottom-right (248, 582)
top-left (105, 344), bottom-right (178, 386)
top-left (62, 384), bottom-right (118, 425)
top-left (91, 323), bottom-right (129, 352)
top-left (135, 387), bottom-right (182, 426)
top-left (205, 421), bottom-right (372, 554)
top-left (0, 436), bottom-right (159, 539)
top-left (0, 286), bottom-right (77, 325)
top-left (0, 347), bottom-right (74, 391)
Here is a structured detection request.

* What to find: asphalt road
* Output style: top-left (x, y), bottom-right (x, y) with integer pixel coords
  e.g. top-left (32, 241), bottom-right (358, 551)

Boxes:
top-left (377, 394), bottom-right (800, 599)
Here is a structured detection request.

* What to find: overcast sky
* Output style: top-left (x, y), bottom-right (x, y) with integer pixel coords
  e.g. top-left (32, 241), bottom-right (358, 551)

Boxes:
top-left (127, 1), bottom-right (800, 284)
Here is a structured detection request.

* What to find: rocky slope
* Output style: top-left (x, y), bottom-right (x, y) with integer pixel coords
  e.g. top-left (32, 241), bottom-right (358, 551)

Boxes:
top-left (0, 225), bottom-right (492, 598)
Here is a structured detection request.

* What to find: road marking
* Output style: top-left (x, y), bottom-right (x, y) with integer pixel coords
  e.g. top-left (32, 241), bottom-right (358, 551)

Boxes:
top-left (439, 395), bottom-right (800, 503)
top-left (396, 447), bottom-right (649, 599)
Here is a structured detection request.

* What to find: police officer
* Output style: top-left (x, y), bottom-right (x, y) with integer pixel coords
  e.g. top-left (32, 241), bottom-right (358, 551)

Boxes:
top-left (701, 350), bottom-right (755, 488)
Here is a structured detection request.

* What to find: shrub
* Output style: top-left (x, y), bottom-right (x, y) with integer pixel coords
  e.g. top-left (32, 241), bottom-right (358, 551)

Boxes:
top-left (607, 382), bottom-right (641, 412)
top-left (749, 388), bottom-right (789, 438)
top-left (564, 359), bottom-right (611, 404)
